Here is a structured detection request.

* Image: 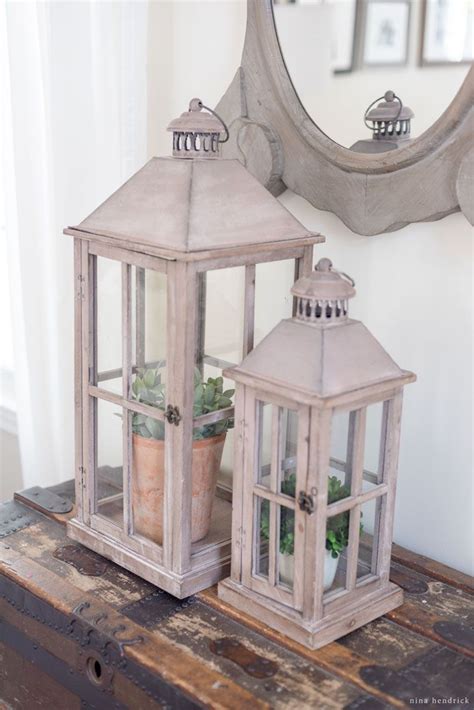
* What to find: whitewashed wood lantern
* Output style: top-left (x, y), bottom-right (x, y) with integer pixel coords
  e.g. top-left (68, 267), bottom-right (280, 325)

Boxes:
top-left (218, 258), bottom-right (416, 648)
top-left (65, 99), bottom-right (323, 598)
top-left (351, 90), bottom-right (414, 154)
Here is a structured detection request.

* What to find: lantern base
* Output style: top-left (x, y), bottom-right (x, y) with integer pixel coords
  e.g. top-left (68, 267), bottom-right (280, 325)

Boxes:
top-left (218, 578), bottom-right (403, 650)
top-left (67, 517), bottom-right (231, 599)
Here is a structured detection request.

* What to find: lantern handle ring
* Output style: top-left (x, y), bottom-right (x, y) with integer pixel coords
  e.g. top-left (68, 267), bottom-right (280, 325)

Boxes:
top-left (329, 265), bottom-right (355, 288)
top-left (198, 101), bottom-right (230, 143)
top-left (316, 258), bottom-right (355, 287)
top-left (364, 92), bottom-right (403, 131)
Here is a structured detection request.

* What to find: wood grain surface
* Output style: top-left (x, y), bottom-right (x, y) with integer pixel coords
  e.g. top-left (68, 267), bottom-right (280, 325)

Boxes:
top-left (0, 490), bottom-right (472, 709)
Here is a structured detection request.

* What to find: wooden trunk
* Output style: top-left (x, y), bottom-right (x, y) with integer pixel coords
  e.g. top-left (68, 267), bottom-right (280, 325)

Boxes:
top-left (1, 481), bottom-right (473, 708)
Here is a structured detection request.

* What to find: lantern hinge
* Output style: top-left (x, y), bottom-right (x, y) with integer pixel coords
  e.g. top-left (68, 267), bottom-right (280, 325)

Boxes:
top-left (77, 275), bottom-right (86, 301)
top-left (164, 405), bottom-right (181, 426)
top-left (298, 491), bottom-right (314, 515)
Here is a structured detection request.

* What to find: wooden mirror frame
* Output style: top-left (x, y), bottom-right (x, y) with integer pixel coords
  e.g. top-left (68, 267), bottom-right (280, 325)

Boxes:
top-left (216, 0), bottom-right (474, 236)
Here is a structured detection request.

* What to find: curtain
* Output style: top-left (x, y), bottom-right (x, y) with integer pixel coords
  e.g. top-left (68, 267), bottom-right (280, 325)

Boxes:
top-left (2, 1), bottom-right (149, 488)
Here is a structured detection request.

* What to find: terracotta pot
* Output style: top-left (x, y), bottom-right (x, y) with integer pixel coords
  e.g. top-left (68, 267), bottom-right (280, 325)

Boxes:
top-left (132, 432), bottom-right (226, 545)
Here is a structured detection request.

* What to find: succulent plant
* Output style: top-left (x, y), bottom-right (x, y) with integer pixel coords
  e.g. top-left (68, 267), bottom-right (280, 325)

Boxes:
top-left (131, 365), bottom-right (234, 441)
top-left (192, 368), bottom-right (235, 440)
top-left (261, 473), bottom-right (361, 558)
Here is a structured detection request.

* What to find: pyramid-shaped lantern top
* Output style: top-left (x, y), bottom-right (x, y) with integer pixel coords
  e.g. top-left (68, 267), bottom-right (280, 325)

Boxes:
top-left (67, 98), bottom-right (320, 257)
top-left (226, 258), bottom-right (415, 402)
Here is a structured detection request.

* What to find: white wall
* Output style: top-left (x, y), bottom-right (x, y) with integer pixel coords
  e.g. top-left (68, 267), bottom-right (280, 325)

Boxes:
top-left (149, 1), bottom-right (473, 575)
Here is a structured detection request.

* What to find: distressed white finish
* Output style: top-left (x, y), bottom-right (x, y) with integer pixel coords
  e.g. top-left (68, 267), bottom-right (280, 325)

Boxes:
top-left (219, 260), bottom-right (416, 649)
top-left (75, 158), bottom-right (316, 253)
top-left (216, 0), bottom-right (474, 235)
top-left (66, 102), bottom-right (323, 598)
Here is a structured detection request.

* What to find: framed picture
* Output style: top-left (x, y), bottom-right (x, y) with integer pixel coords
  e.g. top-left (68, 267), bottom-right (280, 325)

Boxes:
top-left (420, 0), bottom-right (474, 65)
top-left (331, 0), bottom-right (358, 73)
top-left (361, 0), bottom-right (411, 67)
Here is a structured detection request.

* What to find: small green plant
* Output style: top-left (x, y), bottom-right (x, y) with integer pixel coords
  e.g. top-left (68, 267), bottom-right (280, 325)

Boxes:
top-left (131, 366), bottom-right (234, 441)
top-left (261, 474), bottom-right (361, 558)
top-left (326, 475), bottom-right (352, 559)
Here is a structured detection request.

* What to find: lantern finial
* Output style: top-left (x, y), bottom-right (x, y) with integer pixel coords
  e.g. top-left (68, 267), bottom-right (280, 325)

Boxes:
top-left (167, 98), bottom-right (229, 159)
top-left (291, 258), bottom-right (355, 324)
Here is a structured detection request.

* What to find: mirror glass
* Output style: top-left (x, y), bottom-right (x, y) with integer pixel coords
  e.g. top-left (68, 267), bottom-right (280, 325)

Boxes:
top-left (272, 0), bottom-right (473, 151)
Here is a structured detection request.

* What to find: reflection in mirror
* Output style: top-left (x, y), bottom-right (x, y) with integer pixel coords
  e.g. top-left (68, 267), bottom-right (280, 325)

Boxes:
top-left (272, 0), bottom-right (472, 151)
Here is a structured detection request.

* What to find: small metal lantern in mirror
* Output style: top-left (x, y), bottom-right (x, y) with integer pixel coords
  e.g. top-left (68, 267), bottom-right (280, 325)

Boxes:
top-left (65, 99), bottom-right (323, 599)
top-left (351, 91), bottom-right (414, 154)
top-left (218, 258), bottom-right (416, 649)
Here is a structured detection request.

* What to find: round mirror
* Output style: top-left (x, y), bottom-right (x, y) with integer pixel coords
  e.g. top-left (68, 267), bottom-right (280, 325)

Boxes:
top-left (272, 0), bottom-right (473, 152)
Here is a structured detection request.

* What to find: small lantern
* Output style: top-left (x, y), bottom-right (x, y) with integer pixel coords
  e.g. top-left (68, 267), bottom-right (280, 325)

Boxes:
top-left (65, 99), bottom-right (323, 598)
top-left (219, 258), bottom-right (416, 648)
top-left (351, 90), bottom-right (414, 153)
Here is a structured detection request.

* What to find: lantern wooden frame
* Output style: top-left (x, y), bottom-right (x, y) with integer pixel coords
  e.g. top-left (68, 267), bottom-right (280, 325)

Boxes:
top-left (219, 261), bottom-right (416, 648)
top-left (66, 127), bottom-right (323, 598)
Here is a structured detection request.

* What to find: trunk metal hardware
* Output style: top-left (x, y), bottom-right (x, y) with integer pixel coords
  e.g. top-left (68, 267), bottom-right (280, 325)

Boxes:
top-left (54, 544), bottom-right (109, 576)
top-left (210, 637), bottom-right (278, 679)
top-left (15, 486), bottom-right (73, 514)
top-left (0, 501), bottom-right (41, 538)
top-left (0, 574), bottom-right (200, 709)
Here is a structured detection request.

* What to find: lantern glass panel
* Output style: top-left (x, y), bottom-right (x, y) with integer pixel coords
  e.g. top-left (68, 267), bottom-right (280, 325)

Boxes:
top-left (364, 401), bottom-right (385, 481)
top-left (95, 256), bottom-right (122, 395)
top-left (199, 266), bottom-right (245, 370)
top-left (279, 408), bottom-right (298, 497)
top-left (248, 394), bottom-right (303, 605)
top-left (328, 410), bottom-right (354, 502)
top-left (254, 259), bottom-right (294, 347)
top-left (131, 267), bottom-right (167, 402)
top-left (195, 266), bottom-right (245, 495)
top-left (257, 401), bottom-right (272, 489)
top-left (324, 508), bottom-right (349, 597)
top-left (357, 497), bottom-right (383, 583)
top-left (277, 504), bottom-right (295, 590)
top-left (95, 398), bottom-right (124, 526)
top-left (129, 265), bottom-right (167, 546)
top-left (130, 414), bottom-right (166, 545)
top-left (254, 496), bottom-right (270, 579)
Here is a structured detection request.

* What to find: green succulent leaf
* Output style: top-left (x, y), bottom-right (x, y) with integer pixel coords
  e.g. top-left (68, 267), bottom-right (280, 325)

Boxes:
top-left (145, 417), bottom-right (162, 439)
top-left (132, 366), bottom-right (234, 442)
top-left (204, 383), bottom-right (216, 406)
top-left (260, 472), bottom-right (360, 557)
top-left (144, 370), bottom-right (156, 388)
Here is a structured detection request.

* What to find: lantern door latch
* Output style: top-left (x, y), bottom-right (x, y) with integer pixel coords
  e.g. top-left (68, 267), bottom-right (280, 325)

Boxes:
top-left (298, 491), bottom-right (314, 515)
top-left (164, 405), bottom-right (181, 426)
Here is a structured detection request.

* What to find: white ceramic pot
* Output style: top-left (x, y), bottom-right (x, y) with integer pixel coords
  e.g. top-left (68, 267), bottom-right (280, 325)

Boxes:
top-left (279, 549), bottom-right (339, 591)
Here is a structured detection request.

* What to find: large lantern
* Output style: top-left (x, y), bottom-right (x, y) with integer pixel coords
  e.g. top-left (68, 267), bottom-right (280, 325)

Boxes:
top-left (218, 258), bottom-right (416, 648)
top-left (65, 100), bottom-right (323, 598)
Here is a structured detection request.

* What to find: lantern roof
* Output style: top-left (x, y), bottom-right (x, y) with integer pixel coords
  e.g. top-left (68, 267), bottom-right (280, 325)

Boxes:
top-left (68, 157), bottom-right (319, 255)
top-left (227, 260), bottom-right (415, 401)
